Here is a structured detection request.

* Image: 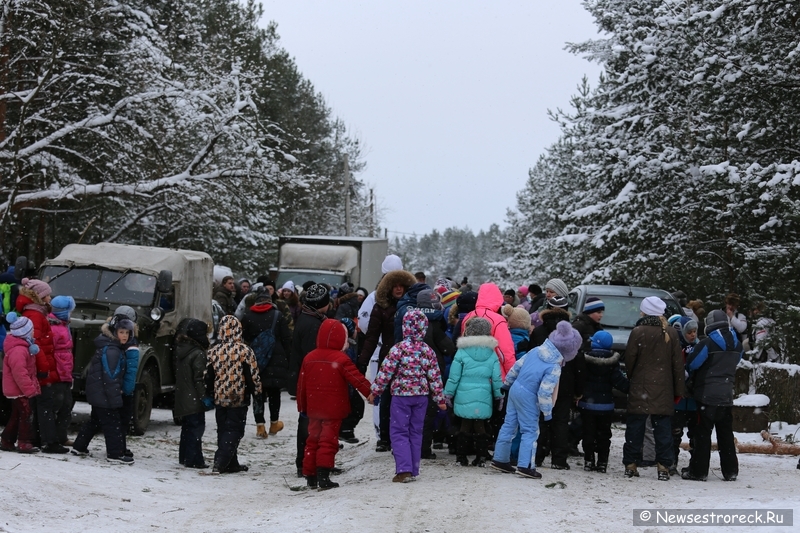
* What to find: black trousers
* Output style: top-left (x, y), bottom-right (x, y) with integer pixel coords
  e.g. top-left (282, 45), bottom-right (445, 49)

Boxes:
top-left (179, 411), bottom-right (206, 467)
top-left (421, 397), bottom-right (439, 454)
top-left (622, 413), bottom-right (673, 467)
top-left (214, 406), bottom-right (247, 471)
top-left (379, 389), bottom-right (392, 444)
top-left (296, 414), bottom-right (309, 469)
top-left (688, 404), bottom-right (738, 479)
top-left (253, 386), bottom-right (282, 424)
top-left (340, 391), bottom-right (365, 436)
top-left (672, 409), bottom-right (697, 466)
top-left (580, 409), bottom-right (613, 464)
top-left (74, 406), bottom-right (126, 458)
top-left (536, 395), bottom-right (571, 466)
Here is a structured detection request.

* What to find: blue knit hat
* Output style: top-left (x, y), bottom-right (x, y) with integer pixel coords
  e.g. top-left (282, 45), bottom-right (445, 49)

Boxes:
top-left (584, 297), bottom-right (605, 314)
top-left (590, 331), bottom-right (613, 350)
top-left (51, 295), bottom-right (76, 321)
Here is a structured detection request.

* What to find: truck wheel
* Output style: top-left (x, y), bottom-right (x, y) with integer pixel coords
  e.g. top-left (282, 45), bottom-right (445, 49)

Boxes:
top-left (132, 369), bottom-right (156, 436)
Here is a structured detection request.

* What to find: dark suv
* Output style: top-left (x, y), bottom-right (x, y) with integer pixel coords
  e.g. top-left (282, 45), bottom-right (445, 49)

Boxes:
top-left (568, 284), bottom-right (684, 352)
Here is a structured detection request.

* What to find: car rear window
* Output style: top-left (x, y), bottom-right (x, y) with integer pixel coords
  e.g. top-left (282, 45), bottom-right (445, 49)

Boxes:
top-left (597, 295), bottom-right (683, 328)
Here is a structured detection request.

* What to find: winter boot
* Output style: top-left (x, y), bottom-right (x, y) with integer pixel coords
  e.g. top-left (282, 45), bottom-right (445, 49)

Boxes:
top-left (516, 466), bottom-right (542, 479)
top-left (256, 423), bottom-right (268, 439)
top-left (595, 462), bottom-right (608, 474)
top-left (680, 467), bottom-right (707, 481)
top-left (306, 475), bottom-right (318, 489)
top-left (584, 459), bottom-right (595, 472)
top-left (657, 463), bottom-right (670, 481)
top-left (317, 468), bottom-right (339, 490)
top-left (490, 460), bottom-right (516, 474)
top-left (43, 443), bottom-right (69, 454)
top-left (551, 461), bottom-right (570, 470)
top-left (624, 463), bottom-right (639, 478)
top-left (472, 434), bottom-right (490, 467)
top-left (375, 440), bottom-right (391, 452)
top-left (456, 455), bottom-right (469, 466)
top-left (269, 421), bottom-right (284, 435)
top-left (456, 432), bottom-right (473, 461)
top-left (392, 472), bottom-right (413, 483)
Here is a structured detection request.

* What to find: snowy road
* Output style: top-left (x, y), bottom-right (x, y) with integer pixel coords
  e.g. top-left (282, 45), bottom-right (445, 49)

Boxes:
top-left (1, 396), bottom-right (797, 532)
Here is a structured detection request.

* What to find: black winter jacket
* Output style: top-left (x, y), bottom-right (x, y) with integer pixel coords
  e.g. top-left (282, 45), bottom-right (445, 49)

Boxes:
top-left (85, 333), bottom-right (127, 409)
top-left (288, 306), bottom-right (326, 395)
top-left (572, 313), bottom-right (603, 355)
top-left (174, 339), bottom-right (207, 417)
top-left (686, 325), bottom-right (743, 406)
top-left (241, 303), bottom-right (292, 389)
top-left (578, 348), bottom-right (629, 412)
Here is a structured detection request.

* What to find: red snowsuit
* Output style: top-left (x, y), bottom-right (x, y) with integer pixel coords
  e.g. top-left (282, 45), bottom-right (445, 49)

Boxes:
top-left (297, 319), bottom-right (371, 476)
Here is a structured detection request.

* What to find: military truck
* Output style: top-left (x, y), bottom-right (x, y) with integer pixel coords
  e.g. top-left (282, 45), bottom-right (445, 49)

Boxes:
top-left (35, 243), bottom-right (214, 433)
top-left (273, 235), bottom-right (389, 292)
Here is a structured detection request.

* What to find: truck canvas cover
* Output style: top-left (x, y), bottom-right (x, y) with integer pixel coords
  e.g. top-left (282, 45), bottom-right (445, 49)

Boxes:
top-left (44, 243), bottom-right (213, 335)
top-left (278, 243), bottom-right (359, 273)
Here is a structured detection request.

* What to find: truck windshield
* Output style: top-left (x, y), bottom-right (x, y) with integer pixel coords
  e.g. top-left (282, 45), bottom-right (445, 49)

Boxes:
top-left (41, 266), bottom-right (156, 306)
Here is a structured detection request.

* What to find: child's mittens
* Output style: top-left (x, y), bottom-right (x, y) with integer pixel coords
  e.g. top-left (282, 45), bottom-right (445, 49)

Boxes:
top-left (202, 396), bottom-right (215, 411)
top-left (544, 414), bottom-right (553, 422)
top-left (496, 396), bottom-right (505, 412)
top-left (29, 343), bottom-right (40, 356)
top-left (444, 395), bottom-right (453, 408)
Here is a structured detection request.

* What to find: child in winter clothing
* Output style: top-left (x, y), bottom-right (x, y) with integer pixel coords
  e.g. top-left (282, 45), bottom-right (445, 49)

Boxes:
top-left (72, 317), bottom-right (137, 463)
top-left (578, 331), bottom-right (629, 473)
top-left (505, 306), bottom-right (533, 356)
top-left (297, 319), bottom-right (373, 490)
top-left (491, 321), bottom-right (583, 479)
top-left (1, 313), bottom-right (42, 453)
top-left (443, 317), bottom-right (502, 467)
top-left (206, 315), bottom-right (261, 473)
top-left (371, 309), bottom-right (446, 483)
top-left (48, 295), bottom-right (76, 446)
top-left (174, 319), bottom-right (211, 469)
top-left (668, 315), bottom-right (699, 475)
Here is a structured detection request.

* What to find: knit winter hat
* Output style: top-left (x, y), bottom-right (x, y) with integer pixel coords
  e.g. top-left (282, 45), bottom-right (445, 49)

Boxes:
top-left (254, 291), bottom-right (272, 304)
top-left (381, 254), bottom-right (403, 274)
top-left (456, 291), bottom-right (478, 314)
top-left (434, 278), bottom-right (452, 293)
top-left (583, 297), bottom-right (605, 314)
top-left (339, 317), bottom-right (356, 336)
top-left (51, 295), bottom-right (76, 321)
top-left (185, 319), bottom-right (210, 349)
top-left (301, 280), bottom-right (315, 292)
top-left (548, 321), bottom-right (583, 362)
top-left (590, 330), bottom-right (613, 350)
top-left (114, 305), bottom-right (137, 322)
top-left (416, 289), bottom-right (443, 310)
top-left (113, 318), bottom-right (135, 333)
top-left (339, 282), bottom-right (354, 296)
top-left (704, 309), bottom-right (729, 334)
top-left (441, 290), bottom-right (460, 309)
top-left (545, 278), bottom-right (569, 298)
top-left (464, 317), bottom-right (492, 337)
top-left (640, 296), bottom-right (666, 316)
top-left (517, 285), bottom-right (529, 297)
top-left (305, 283), bottom-right (330, 309)
top-left (6, 312), bottom-right (33, 338)
top-left (281, 280), bottom-right (295, 292)
top-left (21, 277), bottom-right (51, 300)
top-left (356, 288), bottom-right (368, 298)
top-left (504, 289), bottom-right (516, 299)
top-left (546, 296), bottom-right (569, 309)
top-left (507, 307), bottom-right (533, 331)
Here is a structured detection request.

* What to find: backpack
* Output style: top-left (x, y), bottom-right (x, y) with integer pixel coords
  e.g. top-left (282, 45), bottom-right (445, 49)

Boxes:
top-left (251, 310), bottom-right (280, 371)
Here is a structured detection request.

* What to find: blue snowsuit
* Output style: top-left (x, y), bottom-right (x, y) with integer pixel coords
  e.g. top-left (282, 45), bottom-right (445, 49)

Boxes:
top-left (493, 339), bottom-right (562, 469)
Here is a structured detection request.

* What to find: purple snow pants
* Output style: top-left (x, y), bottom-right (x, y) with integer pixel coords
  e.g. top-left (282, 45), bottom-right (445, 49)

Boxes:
top-left (390, 395), bottom-right (428, 476)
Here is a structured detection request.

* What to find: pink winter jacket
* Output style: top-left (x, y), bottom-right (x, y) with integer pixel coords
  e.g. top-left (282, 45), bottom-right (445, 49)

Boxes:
top-left (2, 335), bottom-right (41, 399)
top-left (48, 314), bottom-right (74, 383)
top-left (461, 283), bottom-right (516, 379)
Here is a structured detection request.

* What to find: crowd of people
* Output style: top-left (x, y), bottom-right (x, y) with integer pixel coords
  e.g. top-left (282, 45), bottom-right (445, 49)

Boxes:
top-left (0, 254), bottom-right (781, 490)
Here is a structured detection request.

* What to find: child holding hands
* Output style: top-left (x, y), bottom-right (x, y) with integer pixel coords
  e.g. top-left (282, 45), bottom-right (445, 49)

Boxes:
top-left (371, 309), bottom-right (446, 483)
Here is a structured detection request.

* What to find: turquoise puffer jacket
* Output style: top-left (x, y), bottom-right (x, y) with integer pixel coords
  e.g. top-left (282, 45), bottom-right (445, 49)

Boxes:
top-left (444, 335), bottom-right (502, 419)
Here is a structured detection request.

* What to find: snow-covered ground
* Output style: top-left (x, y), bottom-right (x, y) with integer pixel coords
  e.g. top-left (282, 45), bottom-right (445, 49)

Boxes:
top-left (1, 397), bottom-right (798, 533)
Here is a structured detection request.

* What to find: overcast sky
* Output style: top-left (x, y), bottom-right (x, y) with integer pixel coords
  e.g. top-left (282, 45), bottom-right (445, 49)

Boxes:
top-left (259, 1), bottom-right (602, 238)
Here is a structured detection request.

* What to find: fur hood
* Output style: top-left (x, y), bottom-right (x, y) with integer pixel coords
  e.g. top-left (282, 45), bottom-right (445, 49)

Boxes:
top-left (338, 292), bottom-right (359, 305)
top-left (539, 307), bottom-right (571, 324)
top-left (456, 335), bottom-right (499, 351)
top-left (585, 349), bottom-right (621, 366)
top-left (375, 270), bottom-right (417, 308)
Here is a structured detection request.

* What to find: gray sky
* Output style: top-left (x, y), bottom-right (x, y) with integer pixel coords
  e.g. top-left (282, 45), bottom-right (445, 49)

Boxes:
top-left (259, 1), bottom-right (602, 237)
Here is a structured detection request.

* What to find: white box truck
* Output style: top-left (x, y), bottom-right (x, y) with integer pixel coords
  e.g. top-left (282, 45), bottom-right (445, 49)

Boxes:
top-left (273, 236), bottom-right (389, 291)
